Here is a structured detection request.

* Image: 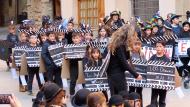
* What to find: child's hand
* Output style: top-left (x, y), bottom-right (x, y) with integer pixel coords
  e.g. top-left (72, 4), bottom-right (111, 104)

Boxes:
top-left (136, 74), bottom-right (142, 80)
top-left (64, 56), bottom-right (68, 60)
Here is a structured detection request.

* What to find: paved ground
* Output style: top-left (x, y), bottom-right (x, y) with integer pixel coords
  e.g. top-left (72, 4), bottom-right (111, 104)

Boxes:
top-left (0, 59), bottom-right (190, 107)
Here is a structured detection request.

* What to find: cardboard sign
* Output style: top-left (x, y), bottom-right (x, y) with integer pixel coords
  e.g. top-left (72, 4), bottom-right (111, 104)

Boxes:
top-left (178, 38), bottom-right (190, 57)
top-left (142, 45), bottom-right (173, 60)
top-left (25, 47), bottom-right (41, 67)
top-left (85, 41), bottom-right (108, 54)
top-left (48, 43), bottom-right (64, 66)
top-left (84, 53), bottom-right (110, 91)
top-left (13, 46), bottom-right (26, 67)
top-left (125, 60), bottom-right (147, 88)
top-left (64, 44), bottom-right (87, 59)
top-left (125, 60), bottom-right (175, 90)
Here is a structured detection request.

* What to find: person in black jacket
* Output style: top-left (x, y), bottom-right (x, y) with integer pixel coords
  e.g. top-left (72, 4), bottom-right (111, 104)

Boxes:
top-left (6, 25), bottom-right (19, 70)
top-left (41, 31), bottom-right (63, 88)
top-left (179, 21), bottom-right (190, 38)
top-left (107, 25), bottom-right (142, 95)
top-left (66, 32), bottom-right (82, 96)
top-left (148, 41), bottom-right (170, 107)
top-left (27, 34), bottom-right (42, 95)
top-left (178, 21), bottom-right (190, 88)
top-left (65, 21), bottom-right (74, 44)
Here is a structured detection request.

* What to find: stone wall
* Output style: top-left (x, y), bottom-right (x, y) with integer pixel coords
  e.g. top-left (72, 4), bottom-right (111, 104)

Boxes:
top-left (26, 0), bottom-right (53, 27)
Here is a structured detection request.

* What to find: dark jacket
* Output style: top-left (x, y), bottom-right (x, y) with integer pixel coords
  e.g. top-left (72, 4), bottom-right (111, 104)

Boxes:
top-left (65, 31), bottom-right (73, 44)
top-left (106, 45), bottom-right (139, 78)
top-left (149, 54), bottom-right (170, 62)
top-left (87, 59), bottom-right (103, 67)
top-left (41, 40), bottom-right (56, 68)
top-left (179, 31), bottom-right (190, 38)
top-left (172, 25), bottom-right (182, 37)
top-left (6, 33), bottom-right (19, 46)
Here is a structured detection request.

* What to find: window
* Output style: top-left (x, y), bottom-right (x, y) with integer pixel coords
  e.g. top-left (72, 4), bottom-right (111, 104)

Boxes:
top-left (132, 0), bottom-right (159, 21)
top-left (78, 0), bottom-right (104, 27)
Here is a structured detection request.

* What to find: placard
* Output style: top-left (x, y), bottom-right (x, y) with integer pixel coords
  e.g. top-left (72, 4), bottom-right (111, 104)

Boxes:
top-left (125, 59), bottom-right (147, 88)
top-left (64, 44), bottom-right (87, 59)
top-left (48, 43), bottom-right (64, 66)
top-left (13, 46), bottom-right (27, 67)
top-left (125, 60), bottom-right (175, 90)
top-left (84, 52), bottom-right (110, 91)
top-left (142, 45), bottom-right (173, 60)
top-left (25, 47), bottom-right (41, 67)
top-left (177, 38), bottom-right (190, 57)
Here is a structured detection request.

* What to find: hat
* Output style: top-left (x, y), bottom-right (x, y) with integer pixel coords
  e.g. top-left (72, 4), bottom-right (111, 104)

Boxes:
top-left (109, 95), bottom-right (124, 106)
top-left (127, 92), bottom-right (140, 100)
top-left (144, 24), bottom-right (152, 30)
top-left (153, 15), bottom-right (163, 21)
top-left (163, 21), bottom-right (172, 30)
top-left (110, 10), bottom-right (120, 17)
top-left (72, 89), bottom-right (91, 107)
top-left (152, 23), bottom-right (159, 28)
top-left (103, 16), bottom-right (111, 24)
top-left (43, 83), bottom-right (63, 102)
top-left (182, 21), bottom-right (190, 27)
top-left (170, 14), bottom-right (182, 21)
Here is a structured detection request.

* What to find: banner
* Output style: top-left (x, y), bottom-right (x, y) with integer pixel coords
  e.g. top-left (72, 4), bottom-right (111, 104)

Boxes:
top-left (125, 59), bottom-right (175, 90)
top-left (63, 44), bottom-right (87, 59)
top-left (142, 45), bottom-right (173, 60)
top-left (177, 38), bottom-right (190, 57)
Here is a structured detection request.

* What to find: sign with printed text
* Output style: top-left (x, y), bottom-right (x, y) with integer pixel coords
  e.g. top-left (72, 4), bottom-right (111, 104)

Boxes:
top-left (142, 45), bottom-right (173, 60)
top-left (125, 60), bottom-right (175, 90)
top-left (178, 39), bottom-right (190, 57)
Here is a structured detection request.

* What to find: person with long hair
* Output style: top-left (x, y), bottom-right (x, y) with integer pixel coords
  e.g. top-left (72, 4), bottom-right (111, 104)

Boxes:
top-left (128, 36), bottom-right (146, 106)
top-left (107, 24), bottom-right (142, 95)
top-left (87, 47), bottom-right (103, 67)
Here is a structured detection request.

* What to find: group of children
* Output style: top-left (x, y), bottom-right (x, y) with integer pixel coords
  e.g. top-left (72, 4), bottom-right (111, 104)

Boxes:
top-left (4, 11), bottom-right (190, 107)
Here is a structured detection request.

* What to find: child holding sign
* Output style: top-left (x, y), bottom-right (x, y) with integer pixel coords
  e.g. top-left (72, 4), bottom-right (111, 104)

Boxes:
top-left (148, 41), bottom-right (170, 107)
top-left (27, 33), bottom-right (42, 95)
top-left (128, 36), bottom-right (146, 106)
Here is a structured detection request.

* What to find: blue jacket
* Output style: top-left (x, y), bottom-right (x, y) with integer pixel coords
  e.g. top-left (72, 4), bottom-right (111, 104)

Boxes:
top-left (41, 40), bottom-right (56, 68)
top-left (172, 25), bottom-right (182, 37)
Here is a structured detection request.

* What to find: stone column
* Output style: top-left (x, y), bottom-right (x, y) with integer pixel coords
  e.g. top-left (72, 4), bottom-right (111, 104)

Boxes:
top-left (26, 0), bottom-right (53, 27)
